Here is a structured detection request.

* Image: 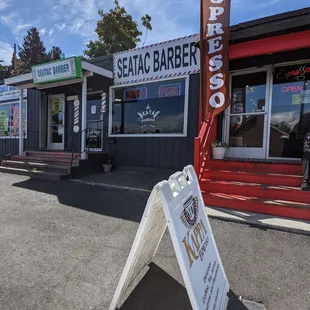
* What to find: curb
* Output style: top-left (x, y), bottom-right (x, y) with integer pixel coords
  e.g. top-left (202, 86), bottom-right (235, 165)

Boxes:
top-left (206, 207), bottom-right (310, 237)
top-left (71, 179), bottom-right (310, 236)
top-left (70, 179), bottom-right (151, 193)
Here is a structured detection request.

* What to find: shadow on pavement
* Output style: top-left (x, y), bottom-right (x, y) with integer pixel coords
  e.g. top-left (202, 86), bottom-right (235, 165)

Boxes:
top-left (13, 178), bottom-right (149, 223)
top-left (118, 263), bottom-right (248, 310)
top-left (119, 262), bottom-right (192, 310)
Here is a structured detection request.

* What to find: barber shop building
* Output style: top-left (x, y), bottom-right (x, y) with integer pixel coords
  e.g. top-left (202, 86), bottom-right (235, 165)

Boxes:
top-left (1, 8), bottom-right (310, 220)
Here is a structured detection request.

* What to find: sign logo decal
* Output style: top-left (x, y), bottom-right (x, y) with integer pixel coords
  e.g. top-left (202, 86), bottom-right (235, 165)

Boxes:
top-left (137, 104), bottom-right (160, 129)
top-left (181, 196), bottom-right (199, 229)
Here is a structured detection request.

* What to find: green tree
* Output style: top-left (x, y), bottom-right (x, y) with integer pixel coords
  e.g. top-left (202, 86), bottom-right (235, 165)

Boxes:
top-left (18, 27), bottom-right (48, 73)
top-left (84, 0), bottom-right (152, 58)
top-left (47, 46), bottom-right (65, 61)
top-left (141, 14), bottom-right (152, 46)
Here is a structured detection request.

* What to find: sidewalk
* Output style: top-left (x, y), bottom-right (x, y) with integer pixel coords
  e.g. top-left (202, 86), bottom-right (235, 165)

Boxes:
top-left (72, 166), bottom-right (310, 235)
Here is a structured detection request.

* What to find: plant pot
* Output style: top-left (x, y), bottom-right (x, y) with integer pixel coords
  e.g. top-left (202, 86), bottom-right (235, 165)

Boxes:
top-left (102, 164), bottom-right (113, 173)
top-left (212, 147), bottom-right (226, 160)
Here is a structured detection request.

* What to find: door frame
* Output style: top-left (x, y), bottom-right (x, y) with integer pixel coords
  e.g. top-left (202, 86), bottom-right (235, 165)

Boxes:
top-left (224, 66), bottom-right (272, 159)
top-left (47, 94), bottom-right (65, 151)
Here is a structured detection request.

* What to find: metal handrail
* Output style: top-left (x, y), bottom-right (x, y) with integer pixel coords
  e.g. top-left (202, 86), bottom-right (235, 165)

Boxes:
top-left (70, 128), bottom-right (87, 168)
top-left (70, 127), bottom-right (104, 168)
top-left (194, 117), bottom-right (217, 180)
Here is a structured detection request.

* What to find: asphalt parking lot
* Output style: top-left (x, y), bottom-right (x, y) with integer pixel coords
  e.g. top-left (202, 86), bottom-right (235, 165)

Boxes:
top-left (0, 173), bottom-right (309, 310)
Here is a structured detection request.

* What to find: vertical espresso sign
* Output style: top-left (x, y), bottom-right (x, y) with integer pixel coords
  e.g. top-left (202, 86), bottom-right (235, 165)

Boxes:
top-left (201, 0), bottom-right (231, 120)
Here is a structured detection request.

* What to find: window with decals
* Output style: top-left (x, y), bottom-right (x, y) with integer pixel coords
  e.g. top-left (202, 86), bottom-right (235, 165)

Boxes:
top-left (110, 78), bottom-right (187, 136)
top-left (269, 62), bottom-right (310, 158)
top-left (0, 86), bottom-right (27, 138)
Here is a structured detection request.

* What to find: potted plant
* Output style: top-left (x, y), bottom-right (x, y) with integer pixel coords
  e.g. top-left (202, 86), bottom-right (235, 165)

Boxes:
top-left (102, 157), bottom-right (113, 173)
top-left (211, 141), bottom-right (228, 160)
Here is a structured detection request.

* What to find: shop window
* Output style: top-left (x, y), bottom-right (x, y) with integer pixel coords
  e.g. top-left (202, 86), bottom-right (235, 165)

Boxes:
top-left (0, 101), bottom-right (27, 138)
top-left (86, 98), bottom-right (103, 150)
top-left (269, 62), bottom-right (310, 158)
top-left (110, 78), bottom-right (188, 136)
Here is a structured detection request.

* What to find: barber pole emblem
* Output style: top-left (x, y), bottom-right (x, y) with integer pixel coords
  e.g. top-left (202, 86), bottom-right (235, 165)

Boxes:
top-left (101, 93), bottom-right (107, 114)
top-left (73, 99), bottom-right (80, 133)
top-left (201, 0), bottom-right (231, 120)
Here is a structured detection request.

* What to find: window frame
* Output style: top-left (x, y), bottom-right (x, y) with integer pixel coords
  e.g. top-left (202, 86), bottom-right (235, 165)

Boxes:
top-left (0, 99), bottom-right (27, 139)
top-left (108, 75), bottom-right (189, 138)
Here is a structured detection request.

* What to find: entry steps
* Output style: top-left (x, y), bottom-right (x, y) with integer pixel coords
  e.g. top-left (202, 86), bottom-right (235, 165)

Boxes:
top-left (0, 151), bottom-right (80, 181)
top-left (201, 160), bottom-right (310, 221)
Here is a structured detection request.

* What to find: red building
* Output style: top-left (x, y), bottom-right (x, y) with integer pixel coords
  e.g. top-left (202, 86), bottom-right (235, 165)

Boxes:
top-left (196, 8), bottom-right (310, 221)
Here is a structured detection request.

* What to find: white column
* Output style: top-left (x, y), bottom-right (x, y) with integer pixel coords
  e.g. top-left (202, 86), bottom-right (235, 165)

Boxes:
top-left (19, 89), bottom-right (24, 155)
top-left (81, 77), bottom-right (87, 159)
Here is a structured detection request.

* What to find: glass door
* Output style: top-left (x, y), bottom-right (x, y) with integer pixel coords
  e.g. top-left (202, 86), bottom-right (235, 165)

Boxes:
top-left (48, 94), bottom-right (65, 150)
top-left (225, 68), bottom-right (271, 159)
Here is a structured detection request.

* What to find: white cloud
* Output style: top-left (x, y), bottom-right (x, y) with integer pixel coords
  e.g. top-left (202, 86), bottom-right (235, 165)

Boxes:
top-left (48, 28), bottom-right (54, 36)
top-left (55, 23), bottom-right (66, 31)
top-left (120, 0), bottom-right (198, 46)
top-left (0, 0), bottom-right (10, 11)
top-left (40, 28), bottom-right (47, 35)
top-left (0, 12), bottom-right (31, 35)
top-left (0, 40), bottom-right (13, 65)
top-left (49, 0), bottom-right (109, 39)
top-left (46, 0), bottom-right (198, 49)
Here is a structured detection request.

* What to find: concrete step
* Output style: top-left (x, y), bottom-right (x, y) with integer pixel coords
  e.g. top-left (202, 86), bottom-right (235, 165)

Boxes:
top-left (203, 192), bottom-right (310, 221)
top-left (0, 166), bottom-right (69, 181)
top-left (203, 169), bottom-right (302, 187)
top-left (200, 179), bottom-right (310, 205)
top-left (2, 160), bottom-right (70, 174)
top-left (11, 155), bottom-right (79, 166)
top-left (25, 151), bottom-right (79, 159)
top-left (208, 160), bottom-right (302, 175)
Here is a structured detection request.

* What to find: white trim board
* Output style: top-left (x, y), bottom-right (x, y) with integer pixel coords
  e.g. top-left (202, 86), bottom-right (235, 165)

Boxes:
top-left (82, 61), bottom-right (113, 79)
top-left (4, 73), bottom-right (33, 86)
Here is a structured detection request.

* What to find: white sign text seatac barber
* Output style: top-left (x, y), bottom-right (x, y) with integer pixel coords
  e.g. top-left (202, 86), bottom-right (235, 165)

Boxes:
top-left (32, 57), bottom-right (82, 85)
top-left (113, 35), bottom-right (200, 85)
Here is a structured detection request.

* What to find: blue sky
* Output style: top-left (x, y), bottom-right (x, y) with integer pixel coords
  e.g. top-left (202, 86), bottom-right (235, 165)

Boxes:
top-left (0, 0), bottom-right (309, 65)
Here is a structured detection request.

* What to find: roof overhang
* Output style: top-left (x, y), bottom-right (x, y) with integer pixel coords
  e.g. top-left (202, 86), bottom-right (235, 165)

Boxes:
top-left (4, 61), bottom-right (113, 89)
top-left (229, 29), bottom-right (310, 60)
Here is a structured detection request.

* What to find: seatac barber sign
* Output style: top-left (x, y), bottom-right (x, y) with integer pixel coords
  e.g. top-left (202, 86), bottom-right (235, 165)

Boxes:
top-left (113, 34), bottom-right (200, 85)
top-left (32, 57), bottom-right (83, 85)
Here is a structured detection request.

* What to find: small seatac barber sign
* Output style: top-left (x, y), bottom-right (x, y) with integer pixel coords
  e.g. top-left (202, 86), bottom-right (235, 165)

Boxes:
top-left (32, 57), bottom-right (83, 85)
top-left (113, 34), bottom-right (200, 85)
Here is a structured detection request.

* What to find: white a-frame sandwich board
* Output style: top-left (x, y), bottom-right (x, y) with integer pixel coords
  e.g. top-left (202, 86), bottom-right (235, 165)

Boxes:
top-left (109, 165), bottom-right (230, 310)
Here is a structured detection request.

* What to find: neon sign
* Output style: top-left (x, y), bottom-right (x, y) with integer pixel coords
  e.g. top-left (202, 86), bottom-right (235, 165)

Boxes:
top-left (124, 87), bottom-right (147, 101)
top-left (282, 86), bottom-right (304, 93)
top-left (158, 83), bottom-right (181, 98)
top-left (275, 65), bottom-right (310, 82)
